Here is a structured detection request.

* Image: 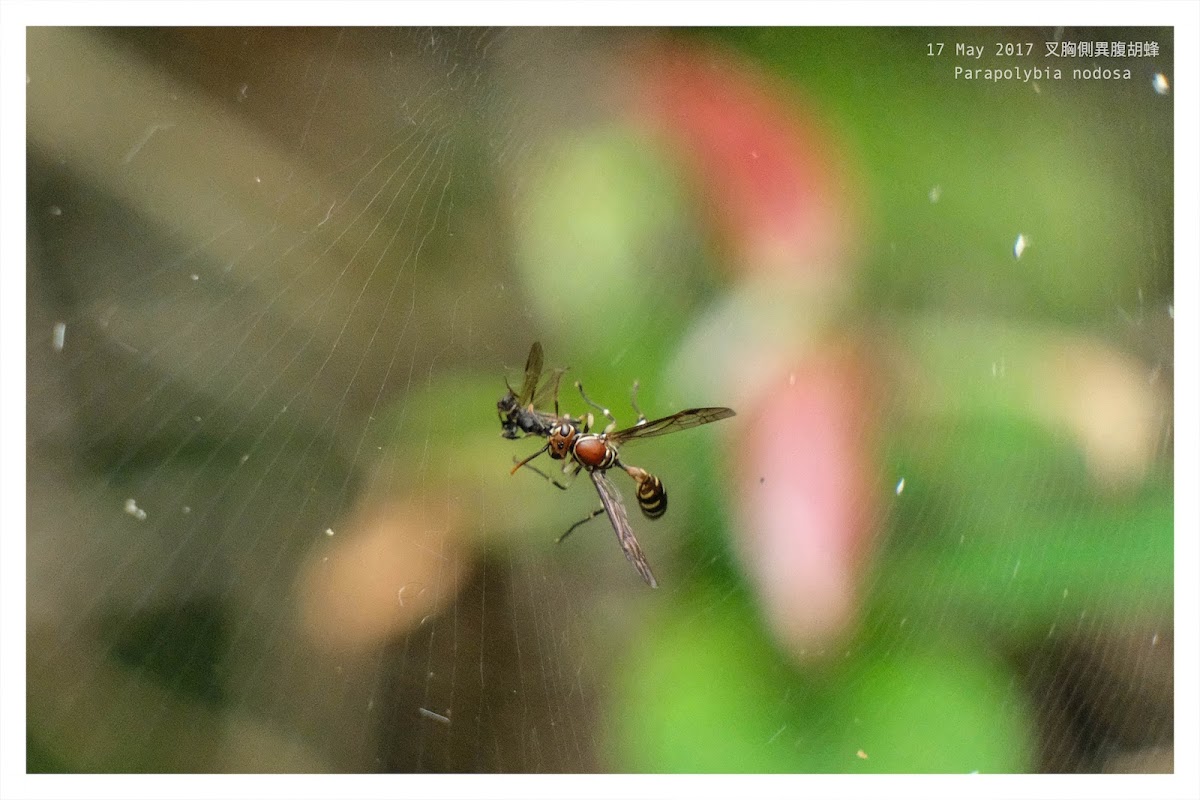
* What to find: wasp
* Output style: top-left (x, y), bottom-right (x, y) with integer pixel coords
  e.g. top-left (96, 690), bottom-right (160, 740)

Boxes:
top-left (497, 341), bottom-right (570, 440)
top-left (510, 378), bottom-right (734, 588)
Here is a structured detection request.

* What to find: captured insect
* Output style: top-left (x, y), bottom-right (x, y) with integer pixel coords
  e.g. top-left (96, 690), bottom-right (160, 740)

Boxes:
top-left (497, 341), bottom-right (570, 440)
top-left (510, 378), bottom-right (734, 588)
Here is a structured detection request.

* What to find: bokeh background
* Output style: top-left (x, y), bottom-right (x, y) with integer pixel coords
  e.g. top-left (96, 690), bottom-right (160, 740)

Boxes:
top-left (26, 26), bottom-right (1173, 773)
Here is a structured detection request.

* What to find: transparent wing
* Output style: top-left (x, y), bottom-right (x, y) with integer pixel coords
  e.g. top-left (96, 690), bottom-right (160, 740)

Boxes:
top-left (590, 470), bottom-right (658, 588)
top-left (517, 341), bottom-right (544, 405)
top-left (531, 366), bottom-right (567, 409)
top-left (608, 407), bottom-right (736, 445)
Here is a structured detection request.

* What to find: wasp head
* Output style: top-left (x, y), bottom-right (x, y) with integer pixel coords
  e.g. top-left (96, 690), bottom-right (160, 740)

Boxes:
top-left (547, 421), bottom-right (577, 459)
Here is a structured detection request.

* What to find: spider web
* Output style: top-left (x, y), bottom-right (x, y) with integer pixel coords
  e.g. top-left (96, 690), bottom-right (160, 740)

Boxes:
top-left (25, 25), bottom-right (659, 774)
top-left (21, 23), bottom-right (1182, 783)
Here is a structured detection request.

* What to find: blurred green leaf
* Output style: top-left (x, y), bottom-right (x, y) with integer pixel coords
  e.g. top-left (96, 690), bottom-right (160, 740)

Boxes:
top-left (513, 127), bottom-right (707, 358)
top-left (611, 598), bottom-right (1034, 772)
top-left (877, 316), bottom-right (1172, 627)
top-left (879, 461), bottom-right (1172, 630)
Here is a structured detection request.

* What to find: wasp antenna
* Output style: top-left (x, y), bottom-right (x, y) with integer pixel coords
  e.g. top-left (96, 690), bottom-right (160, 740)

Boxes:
top-left (510, 442), bottom-right (549, 475)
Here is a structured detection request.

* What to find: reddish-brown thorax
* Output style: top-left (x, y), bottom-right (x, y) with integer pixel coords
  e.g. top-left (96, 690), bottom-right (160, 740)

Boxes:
top-left (572, 436), bottom-right (610, 469)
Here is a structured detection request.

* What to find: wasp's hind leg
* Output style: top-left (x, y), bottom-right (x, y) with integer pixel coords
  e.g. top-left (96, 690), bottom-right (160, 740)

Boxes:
top-left (576, 380), bottom-right (617, 434)
top-left (557, 508), bottom-right (606, 542)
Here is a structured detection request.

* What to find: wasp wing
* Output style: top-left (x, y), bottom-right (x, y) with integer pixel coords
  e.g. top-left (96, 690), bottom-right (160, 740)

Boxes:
top-left (609, 407), bottom-right (735, 445)
top-left (531, 366), bottom-right (568, 410)
top-left (517, 342), bottom-right (545, 405)
top-left (590, 469), bottom-right (658, 588)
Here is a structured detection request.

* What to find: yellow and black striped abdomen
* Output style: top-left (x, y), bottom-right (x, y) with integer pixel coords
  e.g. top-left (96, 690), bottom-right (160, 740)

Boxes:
top-left (635, 473), bottom-right (667, 519)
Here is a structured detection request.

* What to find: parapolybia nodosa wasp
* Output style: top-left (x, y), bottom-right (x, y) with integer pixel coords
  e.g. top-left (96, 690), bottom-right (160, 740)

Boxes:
top-left (509, 376), bottom-right (734, 588)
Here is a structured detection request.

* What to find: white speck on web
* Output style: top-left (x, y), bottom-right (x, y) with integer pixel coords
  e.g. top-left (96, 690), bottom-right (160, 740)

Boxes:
top-left (52, 322), bottom-right (66, 352)
top-left (325, 528), bottom-right (335, 537)
top-left (1013, 233), bottom-right (1028, 259)
top-left (190, 274), bottom-right (199, 281)
top-left (1152, 73), bottom-right (1170, 95)
top-left (122, 123), bottom-right (175, 164)
top-left (49, 205), bottom-right (63, 216)
top-left (124, 498), bottom-right (147, 521)
top-left (1151, 632), bottom-right (1159, 647)
top-left (419, 707), bottom-right (451, 725)
top-left (182, 506), bottom-right (191, 514)
top-left (239, 453), bottom-right (249, 465)
top-left (857, 749), bottom-right (868, 759)
top-left (928, 185), bottom-right (941, 203)
top-left (895, 477), bottom-right (905, 495)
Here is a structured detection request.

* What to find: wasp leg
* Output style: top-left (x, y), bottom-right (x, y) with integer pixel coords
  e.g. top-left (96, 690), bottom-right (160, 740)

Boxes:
top-left (557, 508), bottom-right (606, 542)
top-left (512, 456), bottom-right (577, 490)
top-left (629, 380), bottom-right (647, 427)
top-left (576, 380), bottom-right (617, 434)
